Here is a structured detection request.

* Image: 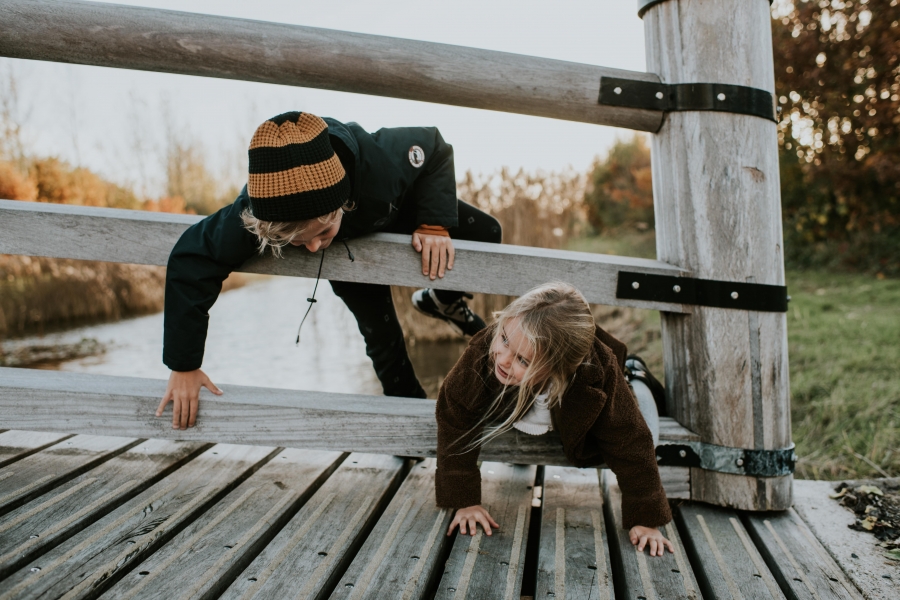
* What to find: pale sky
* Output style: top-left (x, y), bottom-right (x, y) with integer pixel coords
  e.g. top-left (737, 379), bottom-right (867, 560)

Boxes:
top-left (1, 0), bottom-right (648, 197)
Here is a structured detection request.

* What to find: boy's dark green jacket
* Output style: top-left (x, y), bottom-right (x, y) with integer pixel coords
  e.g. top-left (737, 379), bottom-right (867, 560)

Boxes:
top-left (163, 118), bottom-right (458, 372)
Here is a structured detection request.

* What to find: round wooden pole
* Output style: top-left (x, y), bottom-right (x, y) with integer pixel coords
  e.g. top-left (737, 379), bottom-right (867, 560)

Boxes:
top-left (643, 0), bottom-right (791, 510)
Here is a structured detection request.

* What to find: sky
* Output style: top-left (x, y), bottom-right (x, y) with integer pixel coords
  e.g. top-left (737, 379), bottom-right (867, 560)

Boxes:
top-left (1, 0), bottom-right (649, 197)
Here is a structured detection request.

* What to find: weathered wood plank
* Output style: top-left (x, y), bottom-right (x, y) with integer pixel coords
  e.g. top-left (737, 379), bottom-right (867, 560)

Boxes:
top-left (0, 443), bottom-right (276, 600)
top-left (743, 509), bottom-right (866, 600)
top-left (601, 470), bottom-right (700, 600)
top-left (792, 480), bottom-right (899, 600)
top-left (676, 502), bottom-right (785, 599)
top-left (644, 0), bottom-right (792, 510)
top-left (0, 430), bottom-right (73, 469)
top-left (219, 453), bottom-right (407, 600)
top-left (0, 438), bottom-right (207, 580)
top-left (0, 0), bottom-right (663, 131)
top-left (535, 467), bottom-right (613, 600)
top-left (0, 434), bottom-right (139, 517)
top-left (103, 448), bottom-right (345, 600)
top-left (0, 367), bottom-right (698, 466)
top-left (0, 200), bottom-right (690, 313)
top-left (659, 467), bottom-right (691, 500)
top-left (330, 458), bottom-right (454, 600)
top-left (435, 462), bottom-right (535, 599)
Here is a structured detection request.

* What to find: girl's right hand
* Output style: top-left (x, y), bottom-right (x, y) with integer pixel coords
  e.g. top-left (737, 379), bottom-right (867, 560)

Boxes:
top-left (448, 505), bottom-right (500, 536)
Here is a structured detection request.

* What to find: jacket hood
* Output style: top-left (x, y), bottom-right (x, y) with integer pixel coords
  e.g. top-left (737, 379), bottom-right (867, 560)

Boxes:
top-left (322, 117), bottom-right (361, 207)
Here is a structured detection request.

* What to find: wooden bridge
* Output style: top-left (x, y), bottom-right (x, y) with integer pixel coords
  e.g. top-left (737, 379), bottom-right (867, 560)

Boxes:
top-left (0, 426), bottom-right (875, 599)
top-left (0, 0), bottom-right (890, 597)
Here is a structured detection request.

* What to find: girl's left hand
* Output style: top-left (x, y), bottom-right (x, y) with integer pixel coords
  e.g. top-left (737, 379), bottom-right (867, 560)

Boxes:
top-left (629, 526), bottom-right (674, 556)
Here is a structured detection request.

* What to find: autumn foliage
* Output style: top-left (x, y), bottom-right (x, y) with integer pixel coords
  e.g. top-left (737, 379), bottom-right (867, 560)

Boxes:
top-left (773, 0), bottom-right (900, 273)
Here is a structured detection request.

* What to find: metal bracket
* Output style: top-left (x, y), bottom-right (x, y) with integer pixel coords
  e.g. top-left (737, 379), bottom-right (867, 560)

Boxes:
top-left (616, 271), bottom-right (788, 312)
top-left (638, 0), bottom-right (773, 19)
top-left (599, 77), bottom-right (776, 123)
top-left (656, 441), bottom-right (796, 477)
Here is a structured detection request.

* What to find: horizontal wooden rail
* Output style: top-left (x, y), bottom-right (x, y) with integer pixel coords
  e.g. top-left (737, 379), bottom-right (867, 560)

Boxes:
top-left (0, 200), bottom-right (690, 312)
top-left (0, 367), bottom-right (698, 464)
top-left (0, 0), bottom-right (663, 131)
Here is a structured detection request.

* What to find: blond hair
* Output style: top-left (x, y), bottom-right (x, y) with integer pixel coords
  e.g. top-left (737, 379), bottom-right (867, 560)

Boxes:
top-left (467, 282), bottom-right (596, 449)
top-left (240, 202), bottom-right (351, 258)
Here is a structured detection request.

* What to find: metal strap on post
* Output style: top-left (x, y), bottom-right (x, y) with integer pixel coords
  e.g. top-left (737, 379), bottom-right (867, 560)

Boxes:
top-left (616, 272), bottom-right (789, 313)
top-left (599, 77), bottom-right (776, 123)
top-left (656, 442), bottom-right (796, 478)
top-left (637, 0), bottom-right (773, 19)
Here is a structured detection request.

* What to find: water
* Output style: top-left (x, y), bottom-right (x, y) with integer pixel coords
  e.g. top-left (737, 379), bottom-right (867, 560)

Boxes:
top-left (10, 276), bottom-right (469, 397)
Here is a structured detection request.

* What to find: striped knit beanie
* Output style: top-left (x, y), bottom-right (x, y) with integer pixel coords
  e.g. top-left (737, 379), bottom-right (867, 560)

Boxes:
top-left (247, 111), bottom-right (350, 222)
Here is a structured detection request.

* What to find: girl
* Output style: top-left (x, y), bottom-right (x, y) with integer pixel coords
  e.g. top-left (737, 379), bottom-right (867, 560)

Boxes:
top-left (435, 282), bottom-right (675, 556)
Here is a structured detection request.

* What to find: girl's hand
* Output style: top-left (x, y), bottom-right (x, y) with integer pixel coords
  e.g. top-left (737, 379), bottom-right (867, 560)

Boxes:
top-left (448, 505), bottom-right (499, 536)
top-left (629, 526), bottom-right (674, 556)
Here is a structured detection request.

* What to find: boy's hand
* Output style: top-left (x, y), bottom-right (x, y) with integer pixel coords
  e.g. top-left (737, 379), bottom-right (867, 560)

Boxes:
top-left (156, 369), bottom-right (222, 430)
top-left (411, 233), bottom-right (455, 280)
top-left (629, 525), bottom-right (674, 556)
top-left (447, 505), bottom-right (499, 536)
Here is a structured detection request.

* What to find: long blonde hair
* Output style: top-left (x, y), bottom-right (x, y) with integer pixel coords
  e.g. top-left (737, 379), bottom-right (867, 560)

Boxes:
top-left (468, 282), bottom-right (596, 449)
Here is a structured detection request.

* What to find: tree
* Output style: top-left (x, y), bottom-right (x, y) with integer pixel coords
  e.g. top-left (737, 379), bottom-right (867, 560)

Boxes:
top-left (583, 135), bottom-right (654, 233)
top-left (773, 0), bottom-right (899, 272)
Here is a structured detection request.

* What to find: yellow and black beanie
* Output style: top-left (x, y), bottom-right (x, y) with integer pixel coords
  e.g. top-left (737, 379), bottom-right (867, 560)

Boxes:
top-left (247, 111), bottom-right (350, 222)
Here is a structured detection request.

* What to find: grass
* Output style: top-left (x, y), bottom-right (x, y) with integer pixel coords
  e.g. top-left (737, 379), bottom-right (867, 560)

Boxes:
top-left (569, 232), bottom-right (900, 480)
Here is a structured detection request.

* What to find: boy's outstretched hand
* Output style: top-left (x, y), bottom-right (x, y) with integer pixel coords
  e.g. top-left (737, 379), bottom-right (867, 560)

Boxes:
top-left (411, 232), bottom-right (454, 280)
top-left (157, 369), bottom-right (222, 430)
top-left (448, 505), bottom-right (499, 536)
top-left (629, 525), bottom-right (674, 556)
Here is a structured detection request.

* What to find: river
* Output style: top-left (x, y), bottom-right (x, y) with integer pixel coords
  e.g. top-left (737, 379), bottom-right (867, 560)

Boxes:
top-left (8, 277), bottom-right (467, 397)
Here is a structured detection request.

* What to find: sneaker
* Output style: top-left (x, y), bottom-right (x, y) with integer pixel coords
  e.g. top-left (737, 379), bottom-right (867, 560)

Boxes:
top-left (411, 289), bottom-right (486, 337)
top-left (624, 355), bottom-right (667, 416)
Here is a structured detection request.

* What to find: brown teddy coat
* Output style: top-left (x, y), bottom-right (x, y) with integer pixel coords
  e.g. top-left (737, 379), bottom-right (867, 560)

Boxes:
top-left (435, 324), bottom-right (672, 530)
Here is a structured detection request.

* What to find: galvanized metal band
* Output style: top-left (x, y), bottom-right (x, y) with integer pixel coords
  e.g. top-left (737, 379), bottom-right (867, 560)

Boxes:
top-left (638, 0), bottom-right (773, 19)
top-left (599, 77), bottom-right (776, 123)
top-left (656, 442), bottom-right (796, 477)
top-left (616, 271), bottom-right (789, 312)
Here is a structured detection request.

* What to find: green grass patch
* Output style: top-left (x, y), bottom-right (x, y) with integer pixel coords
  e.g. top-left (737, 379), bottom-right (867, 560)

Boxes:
top-left (569, 233), bottom-right (900, 479)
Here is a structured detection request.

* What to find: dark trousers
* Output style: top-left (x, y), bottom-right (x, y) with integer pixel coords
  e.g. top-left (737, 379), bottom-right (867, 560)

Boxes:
top-left (330, 199), bottom-right (502, 398)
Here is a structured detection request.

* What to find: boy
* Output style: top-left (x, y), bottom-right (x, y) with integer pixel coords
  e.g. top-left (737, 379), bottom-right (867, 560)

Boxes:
top-left (157, 111), bottom-right (502, 429)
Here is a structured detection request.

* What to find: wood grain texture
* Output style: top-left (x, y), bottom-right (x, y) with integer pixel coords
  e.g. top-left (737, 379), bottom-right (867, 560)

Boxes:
top-left (103, 448), bottom-right (344, 600)
top-left (658, 467), bottom-right (690, 500)
top-left (0, 443), bottom-right (275, 600)
top-left (675, 502), bottom-right (786, 599)
top-left (743, 509), bottom-right (866, 600)
top-left (330, 458), bottom-right (454, 600)
top-left (435, 463), bottom-right (535, 600)
top-left (643, 0), bottom-right (792, 509)
top-left (601, 471), bottom-right (701, 600)
top-left (0, 0), bottom-right (662, 131)
top-left (0, 367), bottom-right (697, 466)
top-left (218, 452), bottom-right (406, 600)
top-left (0, 430), bottom-right (73, 469)
top-left (0, 434), bottom-right (139, 517)
top-left (0, 200), bottom-right (689, 313)
top-left (535, 467), bottom-right (613, 600)
top-left (0, 438), bottom-right (207, 581)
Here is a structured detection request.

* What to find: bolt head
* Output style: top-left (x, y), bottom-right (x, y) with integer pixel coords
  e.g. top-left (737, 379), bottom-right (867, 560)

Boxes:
top-left (736, 458), bottom-right (744, 466)
top-left (614, 87), bottom-right (622, 95)
top-left (679, 450), bottom-right (687, 458)
top-left (731, 291), bottom-right (739, 299)
top-left (673, 285), bottom-right (681, 293)
top-left (655, 91), bottom-right (664, 99)
top-left (632, 281), bottom-right (640, 289)
top-left (717, 92), bottom-right (726, 101)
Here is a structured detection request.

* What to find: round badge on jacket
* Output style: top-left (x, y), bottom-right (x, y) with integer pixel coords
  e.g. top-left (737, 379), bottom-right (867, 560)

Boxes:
top-left (408, 145), bottom-right (425, 168)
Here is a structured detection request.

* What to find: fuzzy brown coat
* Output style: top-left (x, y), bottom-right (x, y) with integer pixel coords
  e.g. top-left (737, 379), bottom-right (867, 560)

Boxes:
top-left (435, 325), bottom-right (672, 529)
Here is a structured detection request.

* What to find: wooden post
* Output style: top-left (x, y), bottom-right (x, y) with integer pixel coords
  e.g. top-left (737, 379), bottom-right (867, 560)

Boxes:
top-left (644, 0), bottom-right (792, 510)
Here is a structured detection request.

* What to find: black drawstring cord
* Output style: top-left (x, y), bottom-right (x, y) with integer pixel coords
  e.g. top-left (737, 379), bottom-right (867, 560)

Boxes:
top-left (296, 249), bottom-right (326, 345)
top-left (342, 239), bottom-right (355, 262)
